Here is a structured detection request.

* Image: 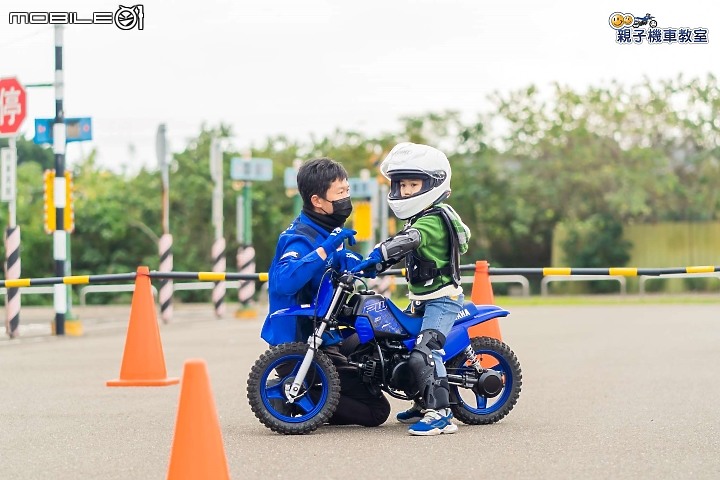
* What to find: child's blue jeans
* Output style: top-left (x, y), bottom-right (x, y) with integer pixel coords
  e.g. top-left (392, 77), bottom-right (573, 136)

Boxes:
top-left (408, 293), bottom-right (464, 377)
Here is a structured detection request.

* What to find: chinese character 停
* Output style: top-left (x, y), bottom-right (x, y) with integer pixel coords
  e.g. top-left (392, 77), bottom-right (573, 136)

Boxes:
top-left (0, 87), bottom-right (22, 127)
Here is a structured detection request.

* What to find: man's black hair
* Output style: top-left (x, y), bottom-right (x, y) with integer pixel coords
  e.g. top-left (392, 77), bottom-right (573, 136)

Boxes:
top-left (297, 157), bottom-right (348, 208)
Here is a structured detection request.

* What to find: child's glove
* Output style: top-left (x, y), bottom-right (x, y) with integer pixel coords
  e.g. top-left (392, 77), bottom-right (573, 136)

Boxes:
top-left (350, 248), bottom-right (384, 278)
top-left (320, 228), bottom-right (357, 253)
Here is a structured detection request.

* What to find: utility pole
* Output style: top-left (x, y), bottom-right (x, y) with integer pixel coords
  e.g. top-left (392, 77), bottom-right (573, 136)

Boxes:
top-left (52, 25), bottom-right (68, 335)
top-left (2, 139), bottom-right (20, 338)
top-left (156, 124), bottom-right (173, 323)
top-left (230, 152), bottom-right (272, 318)
top-left (210, 138), bottom-right (226, 318)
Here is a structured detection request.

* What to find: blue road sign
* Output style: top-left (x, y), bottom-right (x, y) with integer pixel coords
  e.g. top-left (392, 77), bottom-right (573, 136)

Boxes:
top-left (284, 167), bottom-right (298, 189)
top-left (231, 157), bottom-right (273, 181)
top-left (283, 168), bottom-right (376, 198)
top-left (34, 117), bottom-right (93, 144)
top-left (348, 177), bottom-right (377, 198)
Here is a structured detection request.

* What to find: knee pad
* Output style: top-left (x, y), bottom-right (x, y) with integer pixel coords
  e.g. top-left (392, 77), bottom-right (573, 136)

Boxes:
top-left (409, 330), bottom-right (449, 410)
top-left (408, 330), bottom-right (445, 380)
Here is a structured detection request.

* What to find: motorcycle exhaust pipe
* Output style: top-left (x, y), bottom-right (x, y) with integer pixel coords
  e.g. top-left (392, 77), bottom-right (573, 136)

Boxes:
top-left (447, 370), bottom-right (503, 398)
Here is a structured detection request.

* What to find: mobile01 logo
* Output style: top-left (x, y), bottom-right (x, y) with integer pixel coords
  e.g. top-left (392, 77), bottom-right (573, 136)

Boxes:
top-left (9, 5), bottom-right (144, 31)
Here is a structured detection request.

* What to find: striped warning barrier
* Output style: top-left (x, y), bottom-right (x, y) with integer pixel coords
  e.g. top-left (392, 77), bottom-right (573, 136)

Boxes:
top-left (147, 271), bottom-right (269, 282)
top-left (4, 226), bottom-right (21, 338)
top-left (3, 265), bottom-right (718, 290)
top-left (382, 265), bottom-right (720, 277)
top-left (236, 246), bottom-right (256, 307)
top-left (235, 245), bottom-right (257, 319)
top-left (1, 272), bottom-right (136, 288)
top-left (3, 263), bottom-right (720, 338)
top-left (3, 265), bottom-right (719, 290)
top-left (211, 238), bottom-right (226, 318)
top-left (158, 234), bottom-right (173, 323)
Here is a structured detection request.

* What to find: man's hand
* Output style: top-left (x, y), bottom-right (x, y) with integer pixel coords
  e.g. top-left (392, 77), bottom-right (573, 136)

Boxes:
top-left (350, 248), bottom-right (384, 278)
top-left (320, 228), bottom-right (357, 254)
top-left (337, 250), bottom-right (363, 272)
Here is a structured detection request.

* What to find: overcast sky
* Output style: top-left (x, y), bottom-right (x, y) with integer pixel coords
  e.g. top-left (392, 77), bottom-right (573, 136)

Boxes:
top-left (1, 0), bottom-right (717, 173)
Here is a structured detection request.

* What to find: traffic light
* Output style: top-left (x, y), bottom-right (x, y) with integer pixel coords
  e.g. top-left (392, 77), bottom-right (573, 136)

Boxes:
top-left (64, 171), bottom-right (74, 233)
top-left (42, 169), bottom-right (75, 233)
top-left (43, 169), bottom-right (55, 234)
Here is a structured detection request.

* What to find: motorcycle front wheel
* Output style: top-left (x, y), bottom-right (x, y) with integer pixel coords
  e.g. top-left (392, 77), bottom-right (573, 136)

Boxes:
top-left (247, 342), bottom-right (341, 435)
top-left (447, 336), bottom-right (522, 425)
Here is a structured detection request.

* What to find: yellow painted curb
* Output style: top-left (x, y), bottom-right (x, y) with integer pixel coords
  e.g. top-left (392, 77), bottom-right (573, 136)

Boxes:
top-left (235, 308), bottom-right (257, 320)
top-left (65, 320), bottom-right (84, 337)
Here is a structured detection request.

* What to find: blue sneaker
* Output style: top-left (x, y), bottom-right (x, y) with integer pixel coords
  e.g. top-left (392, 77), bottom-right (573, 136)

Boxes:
top-left (396, 403), bottom-right (424, 424)
top-left (408, 409), bottom-right (458, 436)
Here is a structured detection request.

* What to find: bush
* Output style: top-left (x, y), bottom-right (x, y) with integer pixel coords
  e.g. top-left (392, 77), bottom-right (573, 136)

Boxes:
top-left (561, 214), bottom-right (632, 293)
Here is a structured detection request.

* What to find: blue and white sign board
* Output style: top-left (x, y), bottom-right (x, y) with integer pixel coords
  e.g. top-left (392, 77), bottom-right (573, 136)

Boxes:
top-left (283, 169), bottom-right (376, 198)
top-left (348, 177), bottom-right (377, 199)
top-left (1, 147), bottom-right (16, 202)
top-left (284, 167), bottom-right (298, 189)
top-left (34, 117), bottom-right (93, 144)
top-left (231, 157), bottom-right (273, 181)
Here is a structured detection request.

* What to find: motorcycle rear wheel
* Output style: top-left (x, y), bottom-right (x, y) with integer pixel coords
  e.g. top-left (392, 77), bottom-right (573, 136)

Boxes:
top-left (247, 342), bottom-right (341, 435)
top-left (447, 336), bottom-right (522, 425)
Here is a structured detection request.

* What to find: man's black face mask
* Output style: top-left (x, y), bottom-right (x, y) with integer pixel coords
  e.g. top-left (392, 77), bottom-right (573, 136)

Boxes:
top-left (323, 196), bottom-right (353, 228)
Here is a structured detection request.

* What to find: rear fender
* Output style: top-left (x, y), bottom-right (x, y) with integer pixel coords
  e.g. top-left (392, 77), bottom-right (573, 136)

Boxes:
top-left (402, 304), bottom-right (510, 360)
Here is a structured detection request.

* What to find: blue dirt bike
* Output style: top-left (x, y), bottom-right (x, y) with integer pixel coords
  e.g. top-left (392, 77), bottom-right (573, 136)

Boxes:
top-left (247, 269), bottom-right (522, 435)
top-left (633, 13), bottom-right (657, 28)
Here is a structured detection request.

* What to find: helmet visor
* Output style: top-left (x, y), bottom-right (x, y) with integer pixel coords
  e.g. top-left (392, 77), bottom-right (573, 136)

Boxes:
top-left (388, 170), bottom-right (446, 200)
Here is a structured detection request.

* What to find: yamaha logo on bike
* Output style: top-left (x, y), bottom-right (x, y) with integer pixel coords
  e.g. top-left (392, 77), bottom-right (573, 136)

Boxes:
top-left (608, 12), bottom-right (708, 44)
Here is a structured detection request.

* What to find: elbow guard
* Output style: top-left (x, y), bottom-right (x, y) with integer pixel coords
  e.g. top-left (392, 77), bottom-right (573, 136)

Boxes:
top-left (380, 228), bottom-right (421, 264)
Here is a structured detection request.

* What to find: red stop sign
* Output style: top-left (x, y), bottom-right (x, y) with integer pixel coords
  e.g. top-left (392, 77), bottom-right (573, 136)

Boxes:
top-left (0, 77), bottom-right (27, 136)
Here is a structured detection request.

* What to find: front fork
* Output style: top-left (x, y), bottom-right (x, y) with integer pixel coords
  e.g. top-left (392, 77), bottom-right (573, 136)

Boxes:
top-left (286, 285), bottom-right (345, 402)
top-left (286, 325), bottom-right (327, 400)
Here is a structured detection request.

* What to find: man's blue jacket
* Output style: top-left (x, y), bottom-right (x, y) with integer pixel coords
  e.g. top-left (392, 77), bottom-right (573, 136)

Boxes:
top-left (261, 213), bottom-right (362, 346)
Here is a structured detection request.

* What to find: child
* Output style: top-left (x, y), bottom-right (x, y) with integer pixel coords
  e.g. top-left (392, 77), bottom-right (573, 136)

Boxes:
top-left (352, 142), bottom-right (471, 436)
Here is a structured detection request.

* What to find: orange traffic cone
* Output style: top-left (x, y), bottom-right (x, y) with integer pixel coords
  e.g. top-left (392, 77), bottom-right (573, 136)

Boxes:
top-left (107, 266), bottom-right (179, 387)
top-left (467, 260), bottom-right (503, 341)
top-left (167, 359), bottom-right (230, 480)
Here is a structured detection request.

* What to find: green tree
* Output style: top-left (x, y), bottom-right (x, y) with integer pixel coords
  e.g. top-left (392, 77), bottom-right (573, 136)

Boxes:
top-left (2, 74), bottom-right (718, 303)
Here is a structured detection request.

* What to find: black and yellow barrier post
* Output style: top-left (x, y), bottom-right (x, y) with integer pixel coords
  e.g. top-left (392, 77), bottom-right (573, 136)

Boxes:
top-left (3, 264), bottom-right (719, 337)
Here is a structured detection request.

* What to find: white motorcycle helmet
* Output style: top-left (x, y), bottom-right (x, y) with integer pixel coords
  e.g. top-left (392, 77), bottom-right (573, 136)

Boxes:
top-left (380, 142), bottom-right (452, 220)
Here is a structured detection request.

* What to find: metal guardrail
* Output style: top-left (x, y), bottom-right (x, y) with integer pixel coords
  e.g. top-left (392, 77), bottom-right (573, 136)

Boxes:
top-left (0, 286), bottom-right (55, 298)
top-left (490, 275), bottom-right (530, 296)
top-left (639, 272), bottom-right (720, 295)
top-left (173, 280), bottom-right (240, 292)
top-left (541, 275), bottom-right (627, 296)
top-left (79, 281), bottom-right (242, 305)
top-left (392, 274), bottom-right (530, 296)
top-left (3, 264), bottom-right (720, 289)
top-left (79, 284), bottom-right (157, 306)
top-left (3, 264), bottom-right (720, 303)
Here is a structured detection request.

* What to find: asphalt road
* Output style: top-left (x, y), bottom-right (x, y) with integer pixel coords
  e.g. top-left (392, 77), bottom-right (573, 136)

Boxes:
top-left (1, 302), bottom-right (719, 479)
